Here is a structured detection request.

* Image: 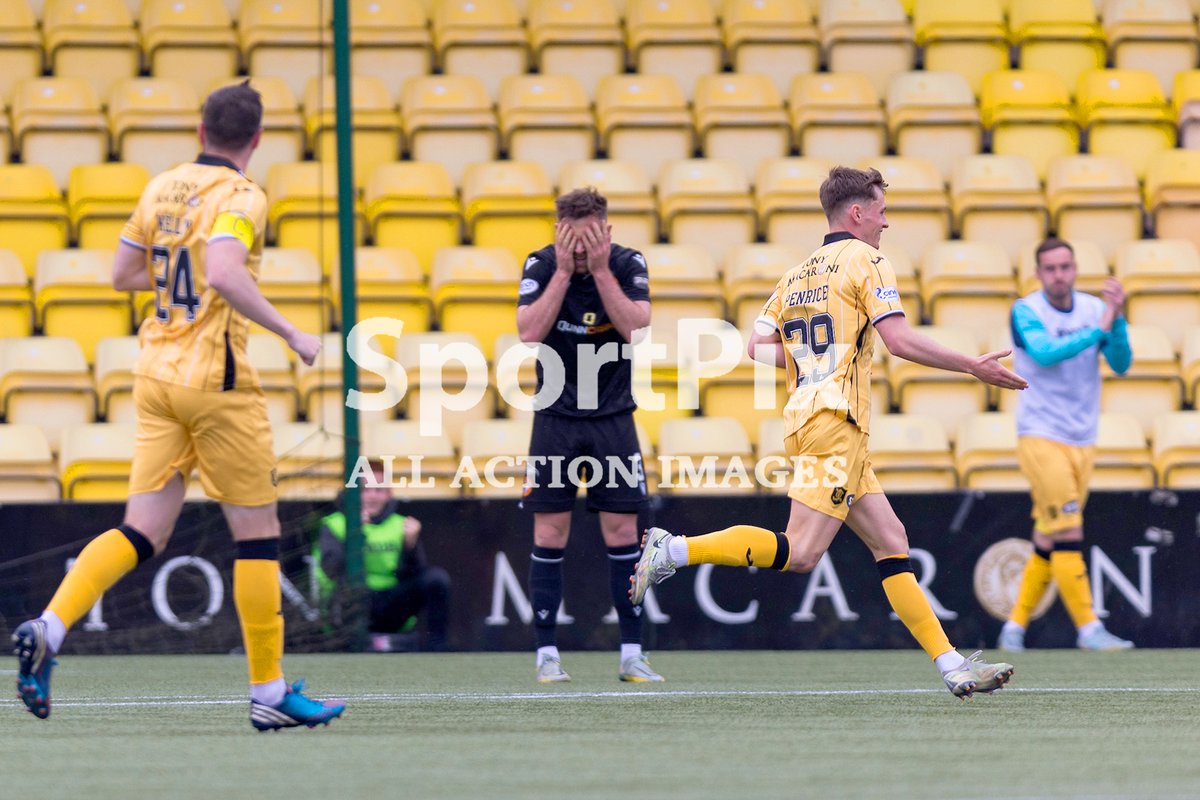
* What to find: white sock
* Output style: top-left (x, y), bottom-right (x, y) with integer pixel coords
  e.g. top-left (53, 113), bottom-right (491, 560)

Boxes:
top-left (536, 646), bottom-right (560, 666)
top-left (39, 610), bottom-right (66, 653)
top-left (934, 649), bottom-right (968, 674)
top-left (1000, 620), bottom-right (1025, 636)
top-left (620, 643), bottom-right (642, 663)
top-left (250, 678), bottom-right (286, 707)
top-left (1078, 620), bottom-right (1103, 638)
top-left (667, 536), bottom-right (689, 566)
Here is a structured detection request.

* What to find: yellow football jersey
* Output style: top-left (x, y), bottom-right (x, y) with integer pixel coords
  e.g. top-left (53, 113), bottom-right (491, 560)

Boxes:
top-left (756, 232), bottom-right (904, 436)
top-left (120, 154), bottom-right (268, 391)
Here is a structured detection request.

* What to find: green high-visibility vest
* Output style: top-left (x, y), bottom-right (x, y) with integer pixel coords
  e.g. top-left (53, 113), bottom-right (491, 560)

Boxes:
top-left (316, 511), bottom-right (406, 593)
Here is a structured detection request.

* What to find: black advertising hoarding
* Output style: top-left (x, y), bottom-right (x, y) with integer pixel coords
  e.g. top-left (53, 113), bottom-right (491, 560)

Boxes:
top-left (0, 490), bottom-right (1195, 654)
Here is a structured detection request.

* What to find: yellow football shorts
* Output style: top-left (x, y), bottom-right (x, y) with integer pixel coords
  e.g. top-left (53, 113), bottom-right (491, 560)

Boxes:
top-left (784, 409), bottom-right (882, 520)
top-left (1017, 435), bottom-right (1094, 535)
top-left (129, 376), bottom-right (277, 506)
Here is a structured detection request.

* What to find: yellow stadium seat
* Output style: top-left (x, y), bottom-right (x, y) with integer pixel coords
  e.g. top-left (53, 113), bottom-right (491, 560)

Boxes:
top-left (0, 99), bottom-right (10, 168)
top-left (209, 77), bottom-right (305, 189)
top-left (460, 161), bottom-right (556, 265)
top-left (558, 159), bottom-right (657, 247)
top-left (1145, 149), bottom-right (1200, 252)
top-left (822, 0), bottom-right (916, 97)
top-left (657, 159), bottom-right (757, 264)
top-left (723, 242), bottom-right (807, 331)
top-left (10, 78), bottom-right (108, 191)
top-left (788, 73), bottom-right (887, 166)
top-left (526, 0), bottom-right (624, 101)
top-left (640, 243), bottom-right (724, 333)
top-left (890, 326), bottom-right (988, 442)
top-left (499, 75), bottom-right (596, 190)
top-left (657, 416), bottom-right (756, 494)
top-left (0, 336), bottom-right (96, 453)
top-left (395, 330), bottom-right (493, 447)
top-left (42, 0), bottom-right (139, 101)
top-left (1092, 412), bottom-right (1156, 489)
top-left (722, 0), bottom-right (819, 99)
top-left (754, 156), bottom-right (836, 248)
top-left (1046, 155), bottom-right (1144, 267)
top-left (950, 155), bottom-right (1048, 264)
top-left (980, 70), bottom-right (1080, 181)
top-left (459, 418), bottom-right (531, 498)
top-left (595, 75), bottom-right (694, 189)
top-left (0, 423), bottom-right (60, 501)
top-left (330, 247), bottom-right (432, 340)
top-left (67, 162), bottom-right (148, 251)
top-left (256, 247), bottom-right (332, 337)
top-left (0, 1), bottom-right (42, 106)
top-left (432, 0), bottom-right (528, 101)
top-left (267, 161), bottom-right (366, 275)
top-left (35, 249), bottom-right (131, 363)
top-left (869, 413), bottom-right (957, 491)
top-left (878, 245), bottom-right (922, 324)
top-left (59, 422), bottom-right (134, 500)
top-left (303, 75), bottom-right (402, 189)
top-left (912, 0), bottom-right (1007, 96)
top-left (238, 0), bottom-right (331, 100)
top-left (886, 71), bottom-right (983, 184)
top-left (364, 161), bottom-right (460, 274)
top-left (755, 415), bottom-right (790, 493)
top-left (0, 250), bottom-right (33, 338)
top-left (1076, 68), bottom-right (1176, 180)
top-left (400, 75), bottom-right (499, 187)
top-left (364, 419), bottom-right (461, 499)
top-left (1009, 0), bottom-right (1107, 96)
top-left (1017, 238), bottom-right (1109, 296)
top-left (625, 0), bottom-right (722, 103)
top-left (293, 333), bottom-right (392, 433)
top-left (93, 335), bottom-right (138, 422)
top-left (1100, 324), bottom-right (1182, 437)
top-left (108, 78), bottom-right (202, 178)
top-left (955, 412), bottom-right (1026, 489)
top-left (1153, 410), bottom-right (1200, 487)
top-left (349, 0), bottom-right (432, 102)
top-left (699, 342), bottom-right (790, 450)
top-left (0, 164), bottom-right (70, 278)
top-left (431, 246), bottom-right (521, 360)
top-left (867, 156), bottom-right (951, 265)
top-left (273, 421), bottom-right (344, 499)
top-left (140, 0), bottom-right (238, 98)
top-left (491, 332), bottom-right (538, 421)
top-left (1115, 239), bottom-right (1200, 351)
top-left (920, 241), bottom-right (1017, 347)
top-left (1174, 70), bottom-right (1200, 149)
top-left (1183, 326), bottom-right (1200, 404)
top-left (244, 334), bottom-right (299, 427)
top-left (1104, 0), bottom-right (1199, 99)
top-left (693, 73), bottom-right (791, 183)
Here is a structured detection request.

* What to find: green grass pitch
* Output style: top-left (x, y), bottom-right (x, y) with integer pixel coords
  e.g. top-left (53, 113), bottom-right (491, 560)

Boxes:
top-left (3, 650), bottom-right (1199, 799)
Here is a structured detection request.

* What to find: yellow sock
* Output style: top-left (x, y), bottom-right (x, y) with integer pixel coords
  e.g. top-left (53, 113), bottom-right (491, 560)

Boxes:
top-left (1050, 547), bottom-right (1098, 629)
top-left (877, 555), bottom-right (953, 660)
top-left (1009, 546), bottom-right (1053, 628)
top-left (234, 555), bottom-right (284, 686)
top-left (684, 525), bottom-right (790, 570)
top-left (47, 528), bottom-right (146, 629)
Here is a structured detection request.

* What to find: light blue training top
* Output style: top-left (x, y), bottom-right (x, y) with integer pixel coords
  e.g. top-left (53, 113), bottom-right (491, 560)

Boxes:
top-left (1010, 289), bottom-right (1132, 446)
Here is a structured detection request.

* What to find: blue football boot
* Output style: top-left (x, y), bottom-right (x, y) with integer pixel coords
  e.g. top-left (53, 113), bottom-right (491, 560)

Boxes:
top-left (12, 619), bottom-right (56, 720)
top-left (250, 679), bottom-right (346, 731)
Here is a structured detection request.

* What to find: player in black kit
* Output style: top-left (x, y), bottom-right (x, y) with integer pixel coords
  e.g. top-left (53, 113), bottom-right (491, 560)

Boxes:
top-left (516, 187), bottom-right (661, 683)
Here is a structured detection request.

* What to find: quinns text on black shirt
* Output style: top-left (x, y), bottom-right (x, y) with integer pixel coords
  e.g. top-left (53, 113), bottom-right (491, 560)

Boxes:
top-left (517, 243), bottom-right (650, 417)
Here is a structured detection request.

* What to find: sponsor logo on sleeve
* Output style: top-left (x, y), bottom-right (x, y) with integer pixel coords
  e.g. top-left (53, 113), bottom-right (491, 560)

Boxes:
top-left (519, 278), bottom-right (540, 296)
top-left (874, 286), bottom-right (900, 302)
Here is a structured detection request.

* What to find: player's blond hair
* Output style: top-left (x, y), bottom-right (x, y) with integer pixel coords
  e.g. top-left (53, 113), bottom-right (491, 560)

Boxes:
top-left (819, 167), bottom-right (888, 220)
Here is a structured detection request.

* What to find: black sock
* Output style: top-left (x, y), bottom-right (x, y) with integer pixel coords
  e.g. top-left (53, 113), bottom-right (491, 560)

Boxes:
top-left (608, 544), bottom-right (642, 644)
top-left (529, 546), bottom-right (564, 649)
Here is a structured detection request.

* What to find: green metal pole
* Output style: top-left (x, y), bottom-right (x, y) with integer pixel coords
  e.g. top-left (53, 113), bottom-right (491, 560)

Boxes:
top-left (332, 0), bottom-right (363, 587)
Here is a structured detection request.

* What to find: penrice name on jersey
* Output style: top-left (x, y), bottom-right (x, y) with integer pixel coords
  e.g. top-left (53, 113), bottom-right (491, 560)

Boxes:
top-left (784, 285), bottom-right (829, 307)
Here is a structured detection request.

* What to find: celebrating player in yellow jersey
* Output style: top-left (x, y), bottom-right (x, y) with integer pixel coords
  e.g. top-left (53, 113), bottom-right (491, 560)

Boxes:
top-left (11, 82), bottom-right (345, 730)
top-left (631, 166), bottom-right (1029, 698)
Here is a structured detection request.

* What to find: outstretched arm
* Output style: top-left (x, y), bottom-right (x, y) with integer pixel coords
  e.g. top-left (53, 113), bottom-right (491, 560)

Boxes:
top-left (875, 313), bottom-right (1027, 390)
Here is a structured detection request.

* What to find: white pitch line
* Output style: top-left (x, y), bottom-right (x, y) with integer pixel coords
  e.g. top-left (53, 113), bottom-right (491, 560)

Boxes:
top-left (0, 686), bottom-right (1197, 708)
